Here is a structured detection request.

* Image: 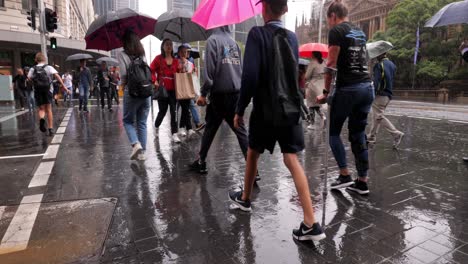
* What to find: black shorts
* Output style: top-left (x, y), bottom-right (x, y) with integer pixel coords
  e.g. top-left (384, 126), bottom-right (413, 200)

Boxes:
top-left (35, 90), bottom-right (53, 106)
top-left (248, 114), bottom-right (305, 154)
top-left (463, 52), bottom-right (468, 63)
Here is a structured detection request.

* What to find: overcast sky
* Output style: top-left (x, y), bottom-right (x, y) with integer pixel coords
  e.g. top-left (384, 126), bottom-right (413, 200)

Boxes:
top-left (139, 0), bottom-right (316, 61)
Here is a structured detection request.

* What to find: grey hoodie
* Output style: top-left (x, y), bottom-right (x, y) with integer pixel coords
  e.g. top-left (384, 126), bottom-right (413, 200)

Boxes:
top-left (201, 26), bottom-right (242, 97)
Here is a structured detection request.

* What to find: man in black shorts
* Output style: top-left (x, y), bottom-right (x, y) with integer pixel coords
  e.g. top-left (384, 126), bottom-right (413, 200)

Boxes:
top-left (229, 0), bottom-right (325, 242)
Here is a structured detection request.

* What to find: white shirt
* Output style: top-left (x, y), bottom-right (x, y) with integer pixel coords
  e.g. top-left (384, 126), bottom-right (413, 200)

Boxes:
top-left (28, 63), bottom-right (58, 92)
top-left (62, 74), bottom-right (73, 88)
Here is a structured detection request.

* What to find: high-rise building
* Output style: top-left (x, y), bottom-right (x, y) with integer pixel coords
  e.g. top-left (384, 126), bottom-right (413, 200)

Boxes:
top-left (167, 0), bottom-right (200, 11)
top-left (116, 0), bottom-right (139, 11)
top-left (94, 0), bottom-right (116, 15)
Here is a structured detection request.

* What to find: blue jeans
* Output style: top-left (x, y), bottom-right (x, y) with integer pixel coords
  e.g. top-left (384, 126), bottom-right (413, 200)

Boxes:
top-left (329, 82), bottom-right (374, 177)
top-left (190, 99), bottom-right (200, 125)
top-left (79, 84), bottom-right (89, 110)
top-left (123, 89), bottom-right (151, 150)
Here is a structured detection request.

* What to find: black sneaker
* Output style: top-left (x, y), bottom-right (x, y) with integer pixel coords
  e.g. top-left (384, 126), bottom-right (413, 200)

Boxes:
top-left (292, 222), bottom-right (326, 242)
top-left (228, 190), bottom-right (251, 212)
top-left (464, 157), bottom-right (468, 162)
top-left (346, 180), bottom-right (370, 195)
top-left (39, 118), bottom-right (47, 132)
top-left (48, 128), bottom-right (54, 136)
top-left (330, 175), bottom-right (353, 189)
top-left (189, 159), bottom-right (207, 174)
top-left (194, 123), bottom-right (206, 132)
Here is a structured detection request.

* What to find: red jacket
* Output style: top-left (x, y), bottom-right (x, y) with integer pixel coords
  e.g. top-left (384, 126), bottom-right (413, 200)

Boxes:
top-left (150, 55), bottom-right (179, 91)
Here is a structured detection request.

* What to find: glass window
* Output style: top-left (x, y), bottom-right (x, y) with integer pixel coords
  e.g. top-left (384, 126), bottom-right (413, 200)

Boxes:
top-left (0, 51), bottom-right (13, 76)
top-left (22, 0), bottom-right (29, 10)
top-left (0, 0), bottom-right (5, 8)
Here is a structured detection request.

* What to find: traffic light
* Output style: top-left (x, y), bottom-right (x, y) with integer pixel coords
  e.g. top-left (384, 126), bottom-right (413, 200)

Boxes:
top-left (50, 37), bottom-right (57, 50)
top-left (27, 9), bottom-right (36, 30)
top-left (45, 8), bottom-right (57, 33)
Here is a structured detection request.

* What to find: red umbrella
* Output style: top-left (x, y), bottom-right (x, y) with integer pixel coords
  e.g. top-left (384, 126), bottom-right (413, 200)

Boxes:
top-left (299, 43), bottom-right (329, 59)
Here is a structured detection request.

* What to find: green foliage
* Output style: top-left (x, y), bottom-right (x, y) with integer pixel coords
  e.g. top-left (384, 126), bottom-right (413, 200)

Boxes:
top-left (372, 0), bottom-right (467, 88)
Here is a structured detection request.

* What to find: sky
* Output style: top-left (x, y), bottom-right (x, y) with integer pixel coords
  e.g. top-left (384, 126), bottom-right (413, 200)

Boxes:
top-left (139, 0), bottom-right (316, 61)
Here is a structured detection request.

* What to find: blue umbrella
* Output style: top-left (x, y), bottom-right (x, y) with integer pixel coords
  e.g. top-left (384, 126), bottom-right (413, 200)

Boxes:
top-left (425, 0), bottom-right (468, 27)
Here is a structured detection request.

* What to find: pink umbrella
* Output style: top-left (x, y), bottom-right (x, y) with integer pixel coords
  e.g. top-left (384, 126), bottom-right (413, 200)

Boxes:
top-left (299, 43), bottom-right (329, 59)
top-left (192, 0), bottom-right (263, 30)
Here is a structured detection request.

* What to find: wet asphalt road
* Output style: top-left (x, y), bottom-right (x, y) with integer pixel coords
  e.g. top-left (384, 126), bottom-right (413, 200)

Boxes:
top-left (0, 100), bottom-right (467, 264)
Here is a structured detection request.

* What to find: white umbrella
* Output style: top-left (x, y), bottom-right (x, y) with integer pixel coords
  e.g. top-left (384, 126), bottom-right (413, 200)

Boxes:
top-left (66, 53), bottom-right (93, 61)
top-left (367, 41), bottom-right (394, 59)
top-left (96, 57), bottom-right (119, 66)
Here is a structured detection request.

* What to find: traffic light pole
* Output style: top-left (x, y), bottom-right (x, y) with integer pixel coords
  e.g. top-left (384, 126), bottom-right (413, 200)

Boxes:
top-left (38, 0), bottom-right (48, 62)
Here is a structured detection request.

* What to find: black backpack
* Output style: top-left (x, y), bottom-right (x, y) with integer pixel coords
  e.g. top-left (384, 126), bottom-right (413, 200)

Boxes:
top-left (263, 27), bottom-right (303, 127)
top-left (32, 65), bottom-right (50, 92)
top-left (127, 56), bottom-right (154, 98)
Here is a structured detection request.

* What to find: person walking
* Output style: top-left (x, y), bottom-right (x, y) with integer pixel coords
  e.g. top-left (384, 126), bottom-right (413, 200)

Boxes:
top-left (62, 71), bottom-right (73, 105)
top-left (305, 51), bottom-right (326, 130)
top-left (24, 67), bottom-right (35, 111)
top-left (97, 62), bottom-right (113, 111)
top-left (118, 30), bottom-right (152, 161)
top-left (78, 59), bottom-right (92, 112)
top-left (188, 25), bottom-right (250, 176)
top-left (110, 66), bottom-right (120, 105)
top-left (368, 53), bottom-right (404, 148)
top-left (150, 39), bottom-right (182, 143)
top-left (229, 0), bottom-right (325, 242)
top-left (316, 0), bottom-right (374, 195)
top-left (177, 44), bottom-right (197, 138)
top-left (28, 52), bottom-right (70, 135)
top-left (12, 68), bottom-right (28, 111)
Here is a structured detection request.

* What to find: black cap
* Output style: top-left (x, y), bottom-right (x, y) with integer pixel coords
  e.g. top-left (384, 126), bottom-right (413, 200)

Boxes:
top-left (256, 0), bottom-right (288, 6)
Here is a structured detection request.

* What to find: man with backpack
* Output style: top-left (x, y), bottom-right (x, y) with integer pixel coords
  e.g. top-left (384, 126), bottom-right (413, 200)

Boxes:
top-left (229, 0), bottom-right (326, 242)
top-left (97, 61), bottom-right (113, 111)
top-left (27, 52), bottom-right (70, 135)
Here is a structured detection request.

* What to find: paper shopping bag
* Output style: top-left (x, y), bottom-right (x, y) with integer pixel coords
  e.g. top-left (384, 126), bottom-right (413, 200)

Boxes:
top-left (175, 73), bottom-right (196, 100)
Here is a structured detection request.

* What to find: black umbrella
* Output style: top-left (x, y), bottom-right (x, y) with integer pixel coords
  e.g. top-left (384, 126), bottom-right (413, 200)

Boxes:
top-left (154, 9), bottom-right (211, 42)
top-left (425, 0), bottom-right (468, 27)
top-left (96, 57), bottom-right (119, 66)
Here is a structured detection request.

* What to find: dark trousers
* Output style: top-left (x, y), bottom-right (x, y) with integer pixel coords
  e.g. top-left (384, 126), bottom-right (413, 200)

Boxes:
top-left (16, 89), bottom-right (26, 108)
top-left (110, 84), bottom-right (120, 104)
top-left (100, 86), bottom-right (112, 109)
top-left (199, 93), bottom-right (248, 162)
top-left (178, 99), bottom-right (192, 130)
top-left (155, 90), bottom-right (178, 134)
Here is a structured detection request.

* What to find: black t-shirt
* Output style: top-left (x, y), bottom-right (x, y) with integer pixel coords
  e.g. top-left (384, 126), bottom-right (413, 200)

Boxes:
top-left (98, 69), bottom-right (110, 87)
top-left (328, 22), bottom-right (370, 87)
top-left (13, 74), bottom-right (27, 90)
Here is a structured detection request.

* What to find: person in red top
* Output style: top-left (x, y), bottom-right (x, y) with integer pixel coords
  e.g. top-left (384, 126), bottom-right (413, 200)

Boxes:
top-left (150, 38), bottom-right (184, 143)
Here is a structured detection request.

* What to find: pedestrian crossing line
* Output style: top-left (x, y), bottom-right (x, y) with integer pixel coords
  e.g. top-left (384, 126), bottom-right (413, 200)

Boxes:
top-left (0, 194), bottom-right (43, 255)
top-left (0, 206), bottom-right (5, 220)
top-left (56, 126), bottom-right (67, 134)
top-left (448, 120), bottom-right (468, 124)
top-left (28, 161), bottom-right (55, 188)
top-left (43, 145), bottom-right (60, 160)
top-left (60, 121), bottom-right (69, 127)
top-left (407, 116), bottom-right (442, 121)
top-left (51, 134), bottom-right (64, 144)
top-left (0, 110), bottom-right (28, 123)
top-left (0, 153), bottom-right (45, 160)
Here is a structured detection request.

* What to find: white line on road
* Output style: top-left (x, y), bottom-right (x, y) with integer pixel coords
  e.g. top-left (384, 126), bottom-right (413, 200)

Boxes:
top-left (51, 134), bottom-right (64, 144)
top-left (448, 120), bottom-right (468, 124)
top-left (0, 194), bottom-right (43, 255)
top-left (62, 117), bottom-right (70, 121)
top-left (0, 206), bottom-right (4, 220)
top-left (0, 154), bottom-right (45, 160)
top-left (0, 110), bottom-right (28, 123)
top-left (43, 145), bottom-right (59, 160)
top-left (387, 114), bottom-right (403, 117)
top-left (56, 126), bottom-right (66, 134)
top-left (28, 161), bottom-right (55, 188)
top-left (60, 121), bottom-right (69, 127)
top-left (407, 116), bottom-right (442, 121)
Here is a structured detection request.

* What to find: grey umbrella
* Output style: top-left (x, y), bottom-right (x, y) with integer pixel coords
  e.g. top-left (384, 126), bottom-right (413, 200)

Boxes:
top-left (66, 53), bottom-right (93, 61)
top-left (367, 41), bottom-right (394, 59)
top-left (425, 0), bottom-right (468, 27)
top-left (154, 9), bottom-right (211, 43)
top-left (96, 57), bottom-right (119, 66)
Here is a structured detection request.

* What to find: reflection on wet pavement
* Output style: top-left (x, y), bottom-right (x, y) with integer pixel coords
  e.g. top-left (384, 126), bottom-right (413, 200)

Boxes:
top-left (0, 101), bottom-right (467, 264)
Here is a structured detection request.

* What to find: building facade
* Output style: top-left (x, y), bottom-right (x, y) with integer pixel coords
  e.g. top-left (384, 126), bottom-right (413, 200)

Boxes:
top-left (93, 0), bottom-right (116, 16)
top-left (115, 0), bottom-right (138, 11)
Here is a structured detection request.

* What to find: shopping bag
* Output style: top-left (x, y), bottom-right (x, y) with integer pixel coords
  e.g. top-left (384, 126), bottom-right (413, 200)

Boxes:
top-left (175, 73), bottom-right (196, 100)
top-left (192, 74), bottom-right (201, 96)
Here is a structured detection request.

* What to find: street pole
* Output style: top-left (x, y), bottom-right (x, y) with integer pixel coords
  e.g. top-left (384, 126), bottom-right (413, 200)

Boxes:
top-left (38, 0), bottom-right (48, 62)
top-left (318, 0), bottom-right (325, 43)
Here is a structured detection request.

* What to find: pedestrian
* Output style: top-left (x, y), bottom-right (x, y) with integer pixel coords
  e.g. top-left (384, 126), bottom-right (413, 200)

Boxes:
top-left (150, 39), bottom-right (181, 143)
top-left (27, 52), bottom-right (70, 135)
top-left (229, 0), bottom-right (325, 242)
top-left (367, 52), bottom-right (404, 148)
top-left (110, 66), bottom-right (120, 105)
top-left (24, 67), bottom-right (35, 111)
top-left (78, 59), bottom-right (92, 112)
top-left (52, 75), bottom-right (60, 106)
top-left (188, 25), bottom-right (251, 177)
top-left (305, 51), bottom-right (326, 130)
top-left (97, 61), bottom-right (113, 111)
top-left (316, 0), bottom-right (374, 195)
top-left (62, 71), bottom-right (73, 105)
top-left (460, 38), bottom-right (468, 63)
top-left (12, 68), bottom-right (28, 111)
top-left (118, 30), bottom-right (152, 161)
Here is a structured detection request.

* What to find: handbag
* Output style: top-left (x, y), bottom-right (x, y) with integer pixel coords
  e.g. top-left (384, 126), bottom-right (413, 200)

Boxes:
top-left (175, 73), bottom-right (196, 100)
top-left (153, 84), bottom-right (169, 100)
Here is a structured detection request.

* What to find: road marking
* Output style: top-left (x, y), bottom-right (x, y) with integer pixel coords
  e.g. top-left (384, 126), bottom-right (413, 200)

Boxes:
top-left (28, 161), bottom-right (55, 188)
top-left (43, 145), bottom-right (59, 160)
top-left (60, 121), bottom-right (69, 127)
top-left (388, 171), bottom-right (415, 179)
top-left (0, 206), bottom-right (4, 220)
top-left (407, 116), bottom-right (441, 121)
top-left (20, 194), bottom-right (43, 204)
top-left (0, 110), bottom-right (28, 123)
top-left (387, 114), bottom-right (403, 117)
top-left (391, 195), bottom-right (423, 206)
top-left (62, 117), bottom-right (70, 121)
top-left (0, 154), bottom-right (45, 160)
top-left (56, 126), bottom-right (66, 134)
top-left (0, 194), bottom-right (43, 255)
top-left (51, 134), bottom-right (64, 144)
top-left (448, 120), bottom-right (468, 124)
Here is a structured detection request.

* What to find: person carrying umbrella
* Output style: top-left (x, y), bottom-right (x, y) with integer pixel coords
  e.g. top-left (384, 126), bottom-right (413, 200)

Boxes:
top-left (78, 59), bottom-right (92, 112)
top-left (316, 0), bottom-right (374, 195)
top-left (305, 51), bottom-right (327, 130)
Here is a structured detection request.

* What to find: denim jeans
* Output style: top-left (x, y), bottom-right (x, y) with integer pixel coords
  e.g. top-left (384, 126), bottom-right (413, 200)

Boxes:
top-left (190, 99), bottom-right (200, 125)
top-left (329, 82), bottom-right (374, 177)
top-left (123, 89), bottom-right (151, 150)
top-left (79, 84), bottom-right (89, 110)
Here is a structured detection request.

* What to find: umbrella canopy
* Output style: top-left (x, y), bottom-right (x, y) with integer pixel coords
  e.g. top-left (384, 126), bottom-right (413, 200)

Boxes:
top-left (299, 43), bottom-right (329, 59)
top-left (192, 0), bottom-right (262, 29)
top-left (66, 53), bottom-right (93, 61)
top-left (85, 8), bottom-right (157, 51)
top-left (190, 48), bottom-right (200, 60)
top-left (154, 9), bottom-right (210, 42)
top-left (299, 58), bottom-right (310, 66)
top-left (425, 0), bottom-right (468, 27)
top-left (367, 41), bottom-right (394, 59)
top-left (96, 57), bottom-right (119, 66)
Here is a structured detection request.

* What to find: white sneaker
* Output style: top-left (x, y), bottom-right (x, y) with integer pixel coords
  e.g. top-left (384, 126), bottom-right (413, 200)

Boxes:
top-left (188, 129), bottom-right (197, 138)
top-left (307, 124), bottom-right (315, 130)
top-left (172, 133), bottom-right (181, 143)
top-left (130, 143), bottom-right (143, 160)
top-left (137, 153), bottom-right (146, 161)
top-left (179, 128), bottom-right (187, 137)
